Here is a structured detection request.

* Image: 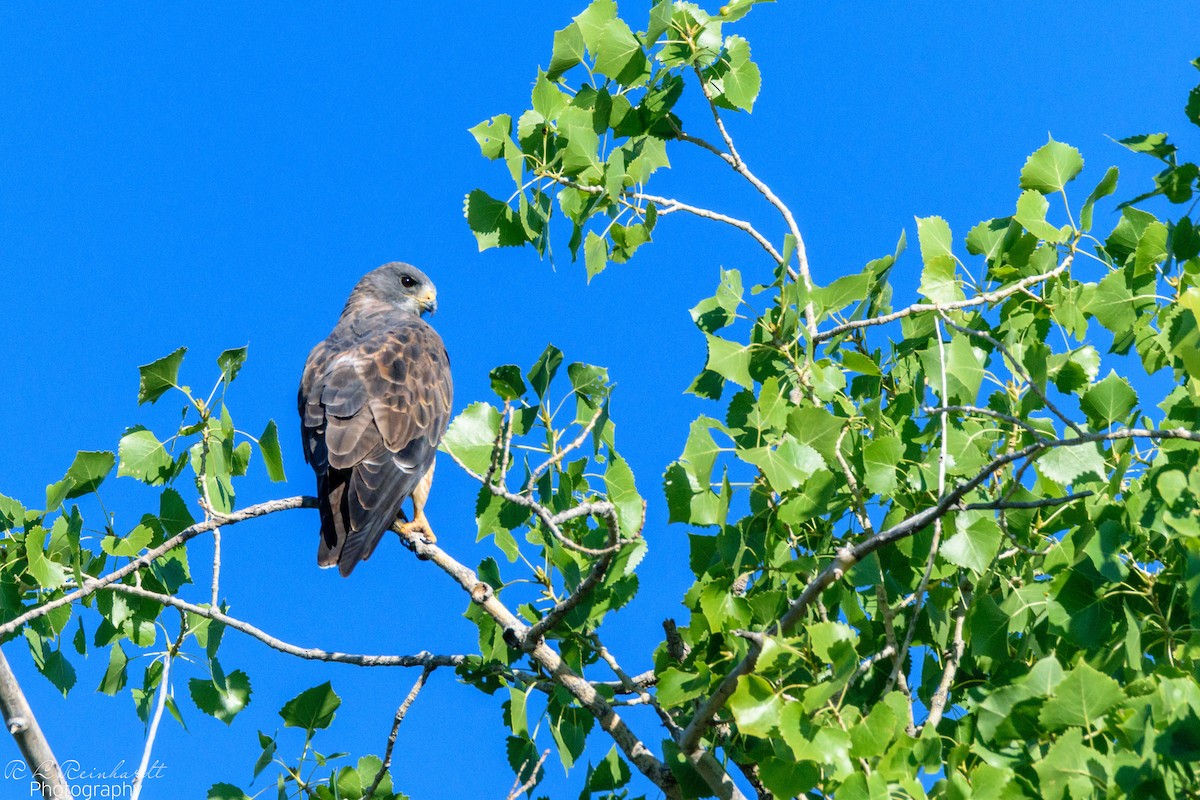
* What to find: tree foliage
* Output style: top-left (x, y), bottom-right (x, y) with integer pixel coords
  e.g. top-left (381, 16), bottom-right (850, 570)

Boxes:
top-left (3, 2), bottom-right (1200, 799)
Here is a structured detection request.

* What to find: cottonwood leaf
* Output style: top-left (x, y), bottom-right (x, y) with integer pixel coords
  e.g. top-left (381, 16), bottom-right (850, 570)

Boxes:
top-left (1020, 136), bottom-right (1084, 194)
top-left (1080, 371), bottom-right (1137, 425)
top-left (1039, 444), bottom-right (1107, 485)
top-left (138, 347), bottom-right (186, 405)
top-left (441, 402), bottom-right (501, 476)
top-left (279, 681), bottom-right (340, 735)
top-left (1038, 661), bottom-right (1123, 730)
top-left (728, 675), bottom-right (783, 737)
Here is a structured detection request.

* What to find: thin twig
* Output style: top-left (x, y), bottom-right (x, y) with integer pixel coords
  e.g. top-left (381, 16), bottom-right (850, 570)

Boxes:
top-left (505, 749), bottom-right (551, 800)
top-left (551, 176), bottom-right (785, 268)
top-left (691, 64), bottom-right (814, 339)
top-left (364, 666), bottom-right (435, 800)
top-left (813, 257), bottom-right (1072, 344)
top-left (0, 496), bottom-right (316, 640)
top-left (525, 505), bottom-right (621, 644)
top-left (925, 404), bottom-right (1052, 441)
top-left (96, 582), bottom-right (466, 669)
top-left (961, 492), bottom-right (1092, 512)
top-left (525, 401), bottom-right (606, 491)
top-left (888, 318), bottom-right (951, 697)
top-left (131, 617), bottom-right (187, 800)
top-left (940, 314), bottom-right (1085, 437)
top-left (924, 586), bottom-right (972, 731)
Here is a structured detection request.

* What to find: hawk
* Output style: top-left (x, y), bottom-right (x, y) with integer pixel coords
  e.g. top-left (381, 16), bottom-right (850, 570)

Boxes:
top-left (298, 263), bottom-right (453, 576)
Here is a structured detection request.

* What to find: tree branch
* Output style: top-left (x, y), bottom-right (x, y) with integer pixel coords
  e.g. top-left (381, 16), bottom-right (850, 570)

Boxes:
top-left (923, 585), bottom-right (971, 732)
top-left (0, 496), bottom-right (316, 641)
top-left (550, 176), bottom-right (786, 269)
top-left (96, 581), bottom-right (466, 669)
top-left (390, 523), bottom-right (684, 799)
top-left (690, 65), bottom-right (815, 339)
top-left (676, 423), bottom-right (1200, 764)
top-left (0, 648), bottom-right (69, 800)
top-left (365, 665), bottom-right (435, 800)
top-left (505, 749), bottom-right (551, 800)
top-left (812, 257), bottom-right (1071, 344)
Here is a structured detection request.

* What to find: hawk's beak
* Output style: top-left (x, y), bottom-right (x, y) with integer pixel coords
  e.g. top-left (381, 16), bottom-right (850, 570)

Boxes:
top-left (419, 292), bottom-right (438, 314)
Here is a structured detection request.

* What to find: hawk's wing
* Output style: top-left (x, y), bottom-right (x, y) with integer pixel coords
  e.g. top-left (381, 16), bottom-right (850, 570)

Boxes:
top-left (299, 316), bottom-right (452, 576)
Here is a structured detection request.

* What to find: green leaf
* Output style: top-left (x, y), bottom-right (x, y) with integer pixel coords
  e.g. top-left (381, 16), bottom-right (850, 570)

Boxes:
top-left (941, 514), bottom-right (1002, 575)
top-left (531, 70), bottom-right (568, 120)
top-left (101, 522), bottom-right (153, 558)
top-left (489, 365), bottom-right (527, 401)
top-left (1014, 189), bottom-right (1068, 242)
top-left (464, 189), bottom-right (527, 250)
top-left (217, 346), bottom-right (248, 384)
top-left (138, 347), bottom-right (186, 405)
top-left (207, 783), bottom-right (251, 800)
top-left (862, 436), bottom-right (902, 495)
top-left (1085, 269), bottom-right (1137, 334)
top-left (718, 36), bottom-right (761, 111)
top-left (604, 453), bottom-right (644, 537)
top-left (25, 526), bottom-right (68, 589)
top-left (704, 334), bottom-right (753, 389)
top-left (1080, 370), bottom-right (1137, 425)
top-left (1039, 444), bottom-right (1107, 485)
top-left (1020, 136), bottom-right (1084, 194)
top-left (441, 402), bottom-right (501, 476)
top-left (573, 0), bottom-right (617, 53)
top-left (594, 18), bottom-right (646, 85)
top-left (728, 675), bottom-right (783, 737)
top-left (189, 669), bottom-right (252, 724)
top-left (98, 643), bottom-right (129, 695)
top-left (118, 428), bottom-right (178, 485)
top-left (279, 681), bottom-right (340, 735)
top-left (916, 215), bottom-right (953, 262)
top-left (258, 420), bottom-right (286, 482)
top-left (1038, 661), bottom-right (1124, 730)
top-left (64, 450), bottom-right (115, 499)
top-left (1081, 166), bottom-right (1119, 232)
top-left (584, 230), bottom-right (608, 281)
top-left (739, 439), bottom-right (824, 492)
top-left (547, 22), bottom-right (586, 80)
top-left (528, 344), bottom-right (564, 399)
top-left (24, 629), bottom-right (76, 697)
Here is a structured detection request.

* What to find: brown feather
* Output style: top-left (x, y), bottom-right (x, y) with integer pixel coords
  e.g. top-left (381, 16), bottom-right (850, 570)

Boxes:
top-left (299, 264), bottom-right (452, 576)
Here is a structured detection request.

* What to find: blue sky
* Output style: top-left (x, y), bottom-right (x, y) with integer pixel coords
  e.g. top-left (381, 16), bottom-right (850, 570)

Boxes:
top-left (1, 2), bottom-right (1197, 798)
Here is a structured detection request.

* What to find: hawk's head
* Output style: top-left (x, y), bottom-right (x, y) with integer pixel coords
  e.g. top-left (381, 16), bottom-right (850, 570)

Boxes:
top-left (353, 262), bottom-right (438, 316)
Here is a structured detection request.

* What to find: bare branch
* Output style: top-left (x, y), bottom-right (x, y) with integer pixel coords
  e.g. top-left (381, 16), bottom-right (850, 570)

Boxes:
top-left (390, 523), bottom-right (683, 799)
top-left (551, 176), bottom-right (786, 268)
top-left (924, 586), bottom-right (971, 732)
top-left (813, 256), bottom-right (1072, 344)
top-left (493, 488), bottom-right (627, 557)
top-left (0, 496), bottom-right (316, 641)
top-left (925, 404), bottom-right (1051, 441)
top-left (98, 582), bottom-right (464, 669)
top-left (365, 666), bottom-right (435, 800)
top-left (526, 503), bottom-right (621, 644)
top-left (691, 65), bottom-right (815, 338)
top-left (0, 648), bottom-right (69, 800)
top-left (525, 401), bottom-right (606, 491)
top-left (131, 618), bottom-right (187, 800)
top-left (505, 749), bottom-right (550, 800)
top-left (961, 492), bottom-right (1092, 512)
top-left (939, 314), bottom-right (1084, 437)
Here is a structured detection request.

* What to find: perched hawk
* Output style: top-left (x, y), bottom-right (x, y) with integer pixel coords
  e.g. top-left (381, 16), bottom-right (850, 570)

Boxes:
top-left (298, 263), bottom-right (453, 576)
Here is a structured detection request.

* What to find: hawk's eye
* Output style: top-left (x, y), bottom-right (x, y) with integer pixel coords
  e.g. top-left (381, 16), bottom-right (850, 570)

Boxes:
top-left (400, 275), bottom-right (417, 288)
